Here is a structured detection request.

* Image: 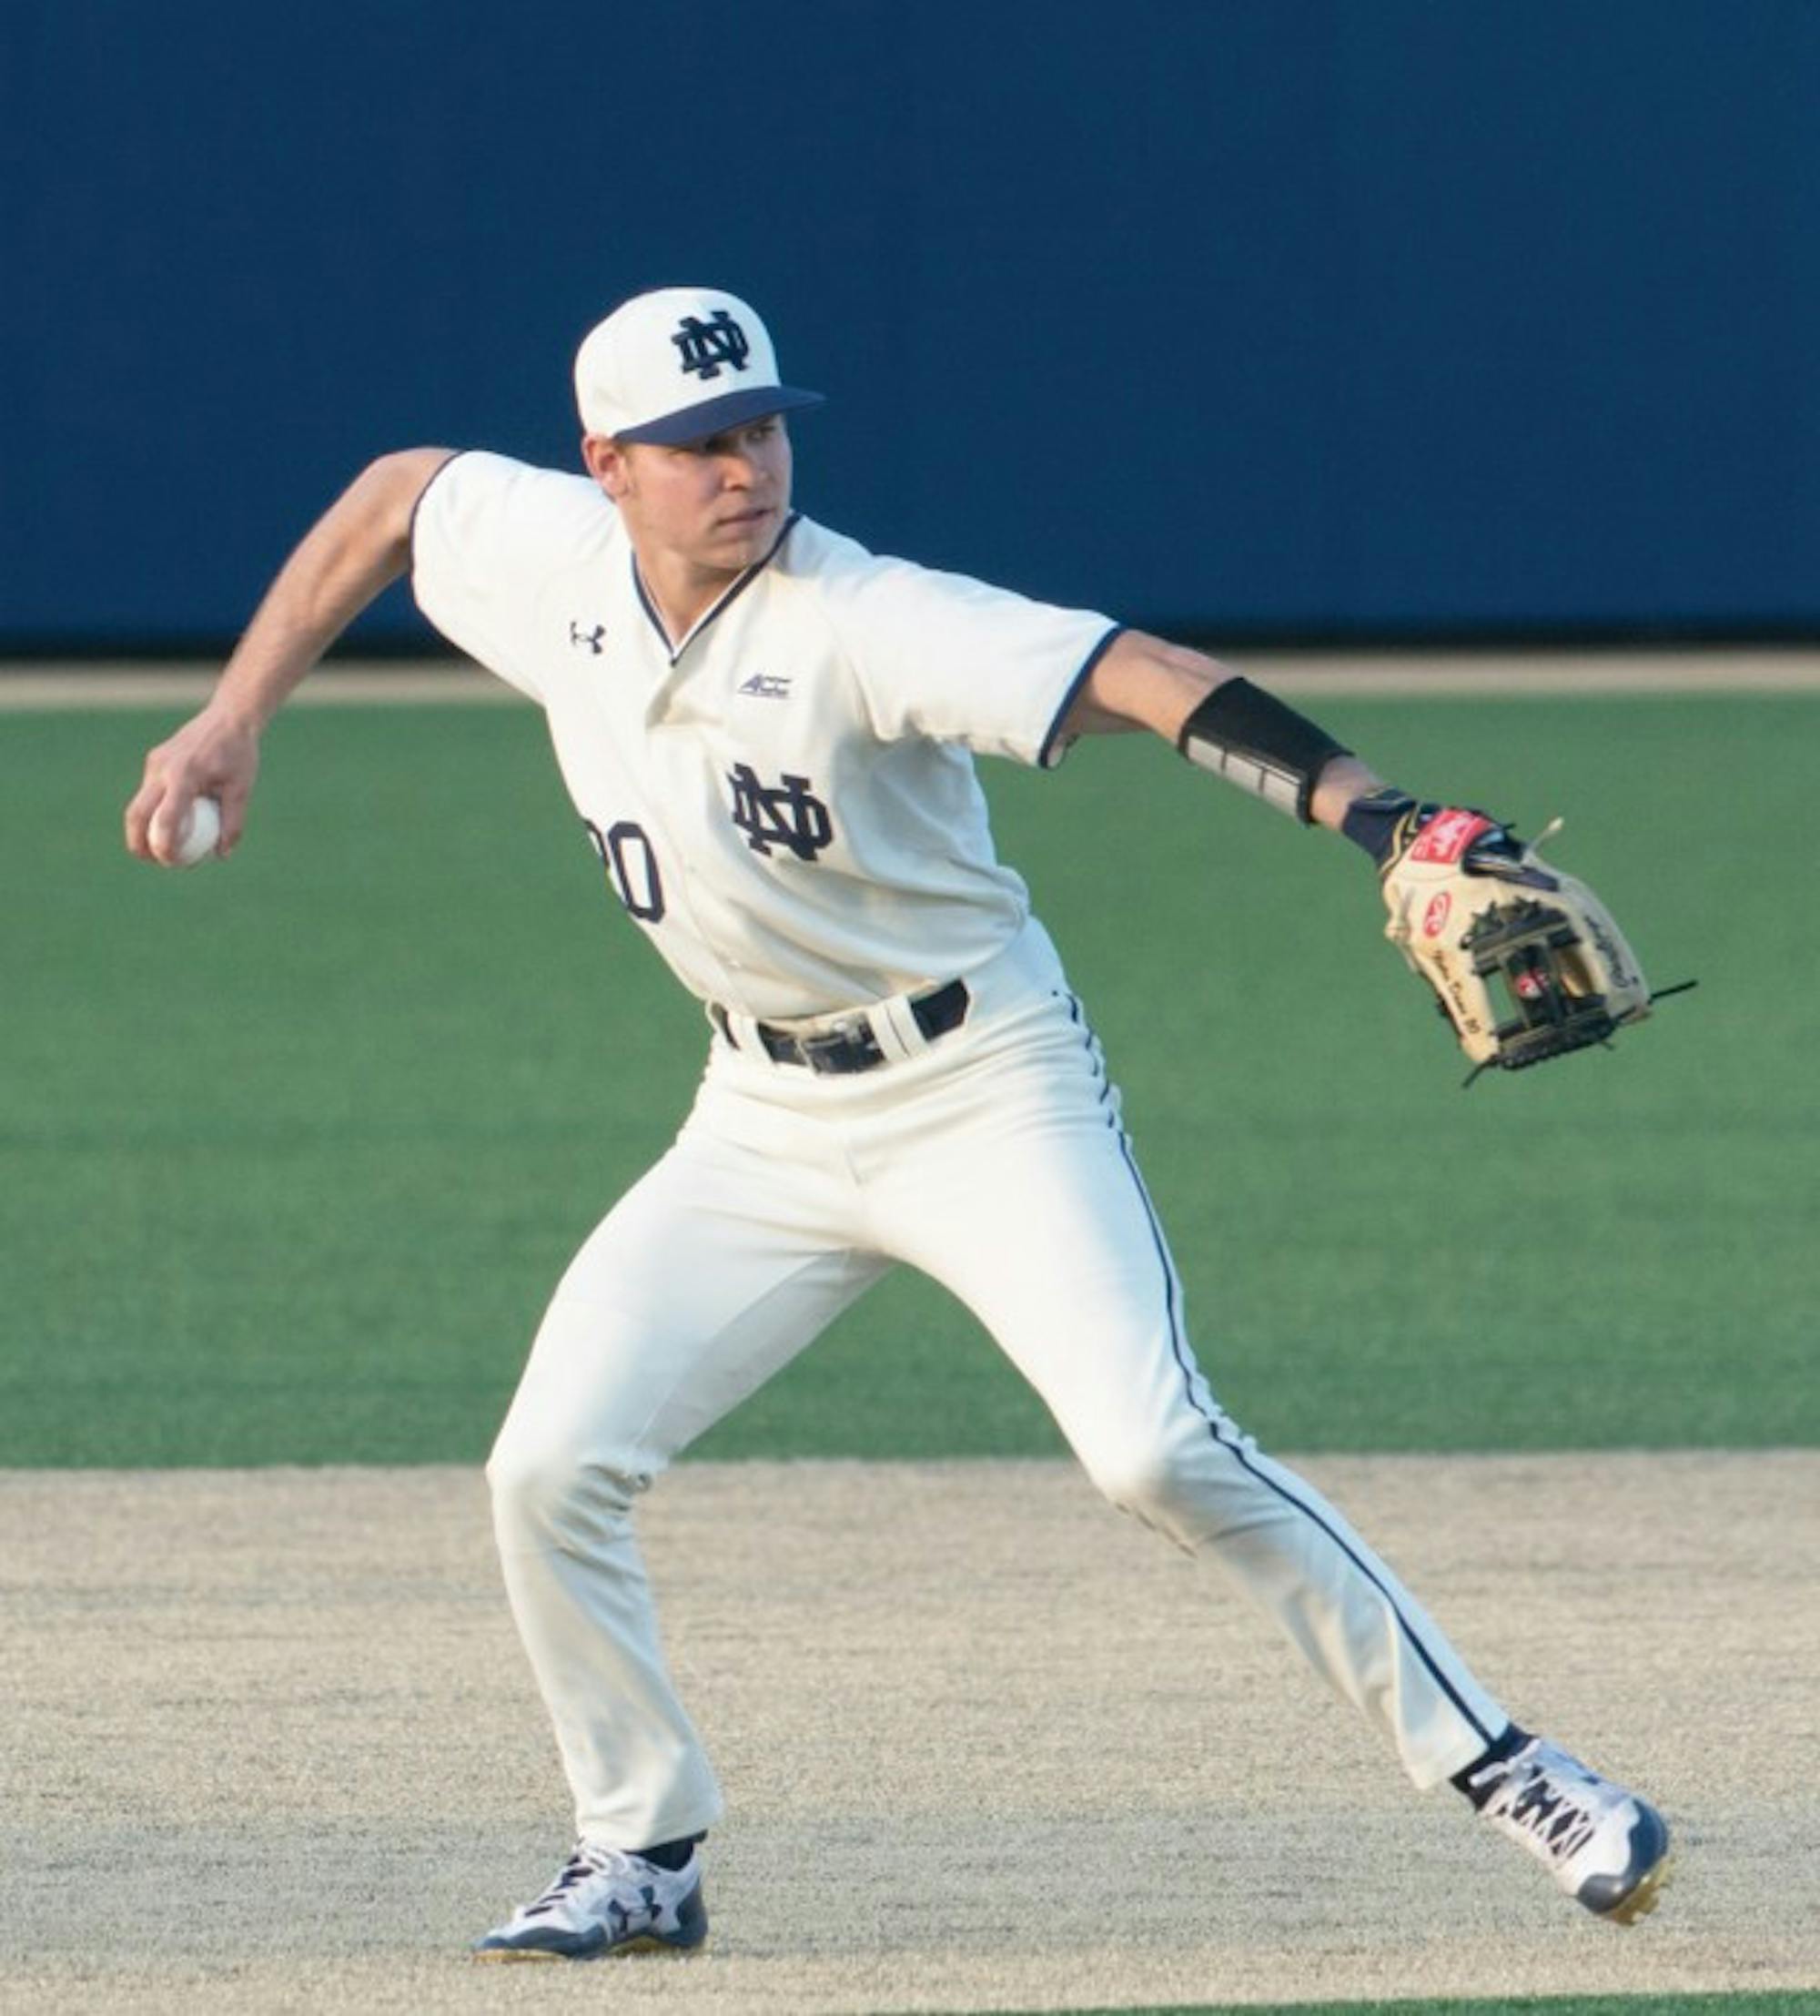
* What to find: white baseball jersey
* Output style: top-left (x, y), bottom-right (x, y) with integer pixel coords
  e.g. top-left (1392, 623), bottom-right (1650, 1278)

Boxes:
top-left (411, 450), bottom-right (1119, 1020)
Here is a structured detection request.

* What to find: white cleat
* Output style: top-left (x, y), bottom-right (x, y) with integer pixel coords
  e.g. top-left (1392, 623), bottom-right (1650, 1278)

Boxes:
top-left (472, 1842), bottom-right (708, 1960)
top-left (1467, 1737), bottom-right (1672, 1924)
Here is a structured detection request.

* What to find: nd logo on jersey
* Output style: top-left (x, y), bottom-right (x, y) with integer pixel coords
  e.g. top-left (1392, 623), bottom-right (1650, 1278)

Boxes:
top-left (727, 764), bottom-right (834, 862)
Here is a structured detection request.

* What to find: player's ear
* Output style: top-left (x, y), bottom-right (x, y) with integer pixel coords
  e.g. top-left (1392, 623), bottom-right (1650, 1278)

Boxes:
top-left (582, 433), bottom-right (632, 499)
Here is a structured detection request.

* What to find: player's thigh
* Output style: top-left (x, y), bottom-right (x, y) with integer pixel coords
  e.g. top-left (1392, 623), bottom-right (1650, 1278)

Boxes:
top-left (492, 1123), bottom-right (886, 1486)
top-left (869, 1008), bottom-right (1214, 1481)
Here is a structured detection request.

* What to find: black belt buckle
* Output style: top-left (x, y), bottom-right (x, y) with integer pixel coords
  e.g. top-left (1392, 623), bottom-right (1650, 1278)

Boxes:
top-left (795, 1019), bottom-right (885, 1074)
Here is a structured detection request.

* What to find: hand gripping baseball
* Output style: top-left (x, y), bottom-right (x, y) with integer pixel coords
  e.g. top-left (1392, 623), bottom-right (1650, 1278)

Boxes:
top-left (1344, 792), bottom-right (1670, 1081)
top-left (126, 703), bottom-right (261, 867)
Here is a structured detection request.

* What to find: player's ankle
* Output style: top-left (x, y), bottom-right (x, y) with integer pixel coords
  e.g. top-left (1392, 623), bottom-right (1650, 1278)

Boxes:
top-left (633, 1831), bottom-right (704, 1871)
top-left (1451, 1723), bottom-right (1532, 1808)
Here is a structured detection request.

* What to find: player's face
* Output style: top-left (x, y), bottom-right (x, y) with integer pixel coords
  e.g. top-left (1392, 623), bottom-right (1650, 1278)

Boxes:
top-left (592, 416), bottom-right (794, 584)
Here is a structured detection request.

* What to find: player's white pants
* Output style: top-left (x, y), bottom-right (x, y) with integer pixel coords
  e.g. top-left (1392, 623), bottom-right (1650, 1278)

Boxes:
top-left (486, 921), bottom-right (1509, 1850)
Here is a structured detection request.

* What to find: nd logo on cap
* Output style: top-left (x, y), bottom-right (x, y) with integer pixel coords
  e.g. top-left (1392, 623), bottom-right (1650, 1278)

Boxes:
top-left (575, 288), bottom-right (824, 447)
top-left (673, 309), bottom-right (750, 381)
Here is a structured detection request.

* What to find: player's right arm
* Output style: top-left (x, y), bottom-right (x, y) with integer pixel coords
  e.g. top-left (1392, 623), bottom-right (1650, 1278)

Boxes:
top-left (125, 447), bottom-right (455, 866)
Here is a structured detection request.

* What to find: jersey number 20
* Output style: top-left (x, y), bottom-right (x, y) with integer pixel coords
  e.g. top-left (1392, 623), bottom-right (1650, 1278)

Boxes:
top-left (584, 818), bottom-right (665, 925)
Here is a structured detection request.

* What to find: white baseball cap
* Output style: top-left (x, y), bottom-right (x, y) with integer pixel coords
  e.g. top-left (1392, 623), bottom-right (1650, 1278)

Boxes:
top-left (574, 286), bottom-right (824, 445)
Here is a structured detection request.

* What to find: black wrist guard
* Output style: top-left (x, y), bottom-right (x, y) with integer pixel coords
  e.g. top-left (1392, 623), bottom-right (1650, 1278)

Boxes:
top-left (1177, 676), bottom-right (1350, 824)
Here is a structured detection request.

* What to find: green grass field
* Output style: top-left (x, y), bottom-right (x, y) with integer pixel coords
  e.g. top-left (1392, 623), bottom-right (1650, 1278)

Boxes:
top-left (4, 692), bottom-right (1814, 1467)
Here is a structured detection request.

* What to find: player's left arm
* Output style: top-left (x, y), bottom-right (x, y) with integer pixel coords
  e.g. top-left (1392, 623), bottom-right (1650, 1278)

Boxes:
top-left (1067, 629), bottom-right (1664, 1073)
top-left (1061, 628), bottom-right (1380, 831)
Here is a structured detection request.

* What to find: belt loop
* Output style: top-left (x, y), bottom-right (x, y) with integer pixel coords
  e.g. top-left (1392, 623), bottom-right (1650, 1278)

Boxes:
top-left (710, 1002), bottom-right (771, 1057)
top-left (869, 993), bottom-right (931, 1063)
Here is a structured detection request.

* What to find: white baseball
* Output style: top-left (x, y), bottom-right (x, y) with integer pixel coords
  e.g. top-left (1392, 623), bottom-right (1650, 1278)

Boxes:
top-left (172, 794), bottom-right (223, 867)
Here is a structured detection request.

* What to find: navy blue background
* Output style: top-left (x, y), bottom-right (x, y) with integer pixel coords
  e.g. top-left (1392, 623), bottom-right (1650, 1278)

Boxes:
top-left (5, 1), bottom-right (1816, 647)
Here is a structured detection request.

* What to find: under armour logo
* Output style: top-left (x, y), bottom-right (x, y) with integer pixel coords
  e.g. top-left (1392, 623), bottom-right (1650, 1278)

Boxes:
top-left (727, 764), bottom-right (834, 862)
top-left (569, 621), bottom-right (606, 653)
top-left (737, 673), bottom-right (792, 699)
top-left (673, 310), bottom-right (751, 380)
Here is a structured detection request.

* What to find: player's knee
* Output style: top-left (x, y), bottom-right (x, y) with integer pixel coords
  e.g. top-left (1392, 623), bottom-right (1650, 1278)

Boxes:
top-left (485, 1434), bottom-right (571, 1533)
top-left (486, 1429), bottom-right (642, 1537)
top-left (1085, 1441), bottom-right (1199, 1525)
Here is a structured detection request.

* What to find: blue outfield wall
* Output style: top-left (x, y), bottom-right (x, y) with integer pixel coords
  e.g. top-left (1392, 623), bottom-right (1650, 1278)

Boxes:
top-left (4, 0), bottom-right (1817, 648)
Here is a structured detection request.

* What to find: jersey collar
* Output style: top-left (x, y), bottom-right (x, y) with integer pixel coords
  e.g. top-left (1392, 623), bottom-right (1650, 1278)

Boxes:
top-left (631, 512), bottom-right (802, 662)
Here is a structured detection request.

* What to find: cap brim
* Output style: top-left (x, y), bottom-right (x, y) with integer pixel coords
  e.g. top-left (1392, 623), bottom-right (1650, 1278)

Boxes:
top-left (613, 385), bottom-right (824, 447)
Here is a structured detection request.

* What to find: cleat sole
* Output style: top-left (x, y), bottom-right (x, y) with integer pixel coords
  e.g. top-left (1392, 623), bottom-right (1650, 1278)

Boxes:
top-left (1600, 1850), bottom-right (1673, 1927)
top-left (472, 1932), bottom-right (706, 1962)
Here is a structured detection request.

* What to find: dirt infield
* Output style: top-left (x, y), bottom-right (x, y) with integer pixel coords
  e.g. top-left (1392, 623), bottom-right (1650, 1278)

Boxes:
top-left (4, 1454), bottom-right (1816, 2014)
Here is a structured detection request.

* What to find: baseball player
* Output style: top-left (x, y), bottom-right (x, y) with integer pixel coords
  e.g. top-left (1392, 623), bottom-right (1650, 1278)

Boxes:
top-left (126, 286), bottom-right (1671, 1958)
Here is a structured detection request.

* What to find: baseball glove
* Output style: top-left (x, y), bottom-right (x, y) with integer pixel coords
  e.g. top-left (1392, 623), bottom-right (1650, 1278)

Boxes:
top-left (1373, 804), bottom-right (1653, 1079)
